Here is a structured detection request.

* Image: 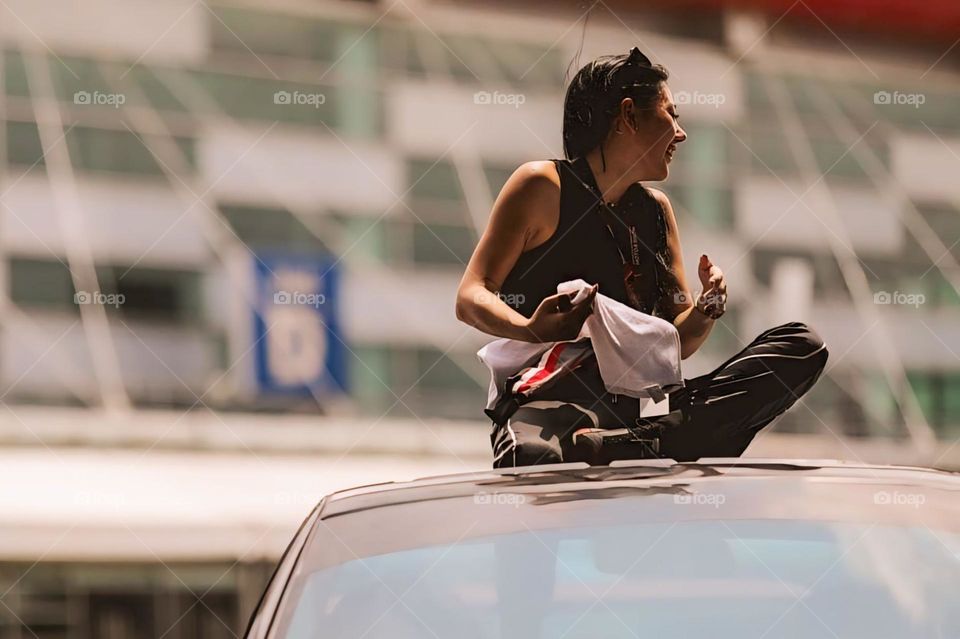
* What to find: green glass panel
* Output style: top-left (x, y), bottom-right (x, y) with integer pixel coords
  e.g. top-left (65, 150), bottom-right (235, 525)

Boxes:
top-left (407, 158), bottom-right (463, 202)
top-left (66, 126), bottom-right (195, 175)
top-left (412, 222), bottom-right (474, 265)
top-left (6, 120), bottom-right (45, 166)
top-left (3, 49), bottom-right (29, 97)
top-left (220, 204), bottom-right (329, 253)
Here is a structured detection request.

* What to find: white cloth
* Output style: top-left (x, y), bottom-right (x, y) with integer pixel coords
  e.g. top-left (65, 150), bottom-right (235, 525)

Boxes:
top-left (477, 279), bottom-right (683, 417)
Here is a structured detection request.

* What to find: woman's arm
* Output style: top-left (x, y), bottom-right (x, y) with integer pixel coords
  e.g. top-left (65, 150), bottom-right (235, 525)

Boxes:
top-left (649, 189), bottom-right (726, 359)
top-left (456, 161), bottom-right (596, 342)
top-left (455, 161), bottom-right (596, 343)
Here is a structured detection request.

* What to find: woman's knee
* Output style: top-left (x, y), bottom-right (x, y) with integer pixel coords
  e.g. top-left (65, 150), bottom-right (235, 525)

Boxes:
top-left (513, 438), bottom-right (563, 467)
top-left (770, 321), bottom-right (828, 365)
top-left (796, 322), bottom-right (828, 371)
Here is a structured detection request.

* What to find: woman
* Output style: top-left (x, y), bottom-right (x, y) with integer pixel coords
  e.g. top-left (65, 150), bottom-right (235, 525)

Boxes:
top-left (455, 47), bottom-right (828, 467)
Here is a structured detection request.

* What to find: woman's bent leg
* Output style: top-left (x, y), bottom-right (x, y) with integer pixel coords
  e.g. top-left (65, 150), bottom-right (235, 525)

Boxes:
top-left (491, 402), bottom-right (599, 468)
top-left (658, 321), bottom-right (829, 461)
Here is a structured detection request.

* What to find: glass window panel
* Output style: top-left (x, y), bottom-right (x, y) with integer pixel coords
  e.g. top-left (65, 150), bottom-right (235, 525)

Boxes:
top-left (406, 158), bottom-right (463, 202)
top-left (285, 519), bottom-right (960, 638)
top-left (128, 65), bottom-right (187, 112)
top-left (3, 49), bottom-right (30, 97)
top-left (411, 222), bottom-right (474, 265)
top-left (917, 202), bottom-right (960, 263)
top-left (745, 124), bottom-right (797, 175)
top-left (415, 347), bottom-right (482, 392)
top-left (331, 214), bottom-right (389, 265)
top-left (9, 259), bottom-right (202, 323)
top-left (914, 90), bottom-right (960, 133)
top-left (482, 163), bottom-right (515, 200)
top-left (436, 34), bottom-right (485, 83)
top-left (349, 345), bottom-right (393, 411)
top-left (97, 265), bottom-right (204, 324)
top-left (220, 204), bottom-right (330, 253)
top-left (66, 126), bottom-right (195, 175)
top-left (811, 137), bottom-right (869, 180)
top-left (753, 249), bottom-right (847, 297)
top-left (933, 273), bottom-right (960, 307)
top-left (6, 120), bottom-right (45, 167)
top-left (379, 27), bottom-right (427, 76)
top-left (874, 87), bottom-right (960, 133)
top-left (944, 373), bottom-right (960, 429)
top-left (9, 258), bottom-right (75, 310)
top-left (210, 7), bottom-right (341, 62)
top-left (862, 370), bottom-right (901, 434)
top-left (668, 184), bottom-right (734, 230)
top-left (907, 371), bottom-right (938, 427)
top-left (50, 55), bottom-right (114, 103)
top-left (491, 40), bottom-right (564, 87)
top-left (189, 70), bottom-right (337, 127)
top-left (743, 71), bottom-right (775, 114)
top-left (334, 84), bottom-right (380, 139)
top-left (671, 122), bottom-right (727, 182)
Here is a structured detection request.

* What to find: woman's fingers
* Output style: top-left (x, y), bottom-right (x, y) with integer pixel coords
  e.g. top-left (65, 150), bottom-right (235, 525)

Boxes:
top-left (560, 286), bottom-right (597, 337)
top-left (555, 293), bottom-right (574, 313)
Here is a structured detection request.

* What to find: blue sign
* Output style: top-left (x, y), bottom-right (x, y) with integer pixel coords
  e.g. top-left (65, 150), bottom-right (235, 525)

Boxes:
top-left (251, 253), bottom-right (347, 396)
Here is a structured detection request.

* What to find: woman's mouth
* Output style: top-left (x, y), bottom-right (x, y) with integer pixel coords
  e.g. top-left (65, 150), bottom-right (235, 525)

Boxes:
top-left (665, 146), bottom-right (676, 162)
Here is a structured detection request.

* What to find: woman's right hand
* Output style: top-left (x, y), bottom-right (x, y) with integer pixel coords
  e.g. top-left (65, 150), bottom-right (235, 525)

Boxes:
top-left (523, 286), bottom-right (598, 343)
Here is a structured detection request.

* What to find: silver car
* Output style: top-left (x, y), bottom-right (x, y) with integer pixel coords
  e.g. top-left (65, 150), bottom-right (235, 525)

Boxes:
top-left (245, 459), bottom-right (960, 638)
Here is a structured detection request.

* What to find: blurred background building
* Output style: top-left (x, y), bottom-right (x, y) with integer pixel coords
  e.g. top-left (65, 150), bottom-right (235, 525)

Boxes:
top-left (1, 0), bottom-right (959, 635)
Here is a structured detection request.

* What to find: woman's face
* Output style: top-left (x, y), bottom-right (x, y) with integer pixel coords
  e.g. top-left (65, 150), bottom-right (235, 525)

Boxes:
top-left (624, 84), bottom-right (687, 181)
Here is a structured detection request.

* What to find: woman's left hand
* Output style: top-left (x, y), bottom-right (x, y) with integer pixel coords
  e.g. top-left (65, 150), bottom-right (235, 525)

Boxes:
top-left (696, 254), bottom-right (727, 319)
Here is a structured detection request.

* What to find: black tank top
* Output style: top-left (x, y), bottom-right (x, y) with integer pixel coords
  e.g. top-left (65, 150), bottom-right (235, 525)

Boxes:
top-left (499, 156), bottom-right (669, 319)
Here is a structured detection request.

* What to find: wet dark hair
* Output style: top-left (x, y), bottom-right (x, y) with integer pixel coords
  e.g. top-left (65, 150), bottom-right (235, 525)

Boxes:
top-left (562, 47), bottom-right (669, 167)
top-left (563, 47), bottom-right (681, 320)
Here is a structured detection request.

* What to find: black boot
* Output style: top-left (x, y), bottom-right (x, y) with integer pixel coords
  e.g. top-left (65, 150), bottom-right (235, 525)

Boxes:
top-left (570, 420), bottom-right (663, 465)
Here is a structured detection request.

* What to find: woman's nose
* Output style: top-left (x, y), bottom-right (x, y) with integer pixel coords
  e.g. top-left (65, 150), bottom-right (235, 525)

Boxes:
top-left (675, 126), bottom-right (687, 143)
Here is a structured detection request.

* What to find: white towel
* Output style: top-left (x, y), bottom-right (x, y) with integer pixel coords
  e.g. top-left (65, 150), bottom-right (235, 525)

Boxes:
top-left (478, 279), bottom-right (684, 415)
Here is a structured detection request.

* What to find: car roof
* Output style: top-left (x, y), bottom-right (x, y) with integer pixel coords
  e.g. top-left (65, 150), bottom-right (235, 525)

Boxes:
top-left (318, 458), bottom-right (960, 519)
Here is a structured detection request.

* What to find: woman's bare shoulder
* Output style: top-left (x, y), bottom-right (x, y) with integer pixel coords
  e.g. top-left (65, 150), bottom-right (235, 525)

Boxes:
top-left (642, 186), bottom-right (678, 226)
top-left (508, 160), bottom-right (561, 195)
top-left (494, 161), bottom-right (560, 220)
top-left (643, 185), bottom-right (670, 206)
top-left (488, 160), bottom-right (561, 250)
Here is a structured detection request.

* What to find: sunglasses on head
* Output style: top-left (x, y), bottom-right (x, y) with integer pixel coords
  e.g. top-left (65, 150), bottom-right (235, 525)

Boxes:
top-left (627, 46), bottom-right (652, 67)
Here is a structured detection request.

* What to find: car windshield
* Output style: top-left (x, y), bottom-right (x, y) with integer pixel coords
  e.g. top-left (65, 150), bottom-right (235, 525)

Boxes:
top-left (274, 511), bottom-right (960, 638)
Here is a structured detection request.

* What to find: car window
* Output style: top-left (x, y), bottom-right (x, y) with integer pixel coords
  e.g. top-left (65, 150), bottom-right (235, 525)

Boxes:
top-left (274, 519), bottom-right (960, 638)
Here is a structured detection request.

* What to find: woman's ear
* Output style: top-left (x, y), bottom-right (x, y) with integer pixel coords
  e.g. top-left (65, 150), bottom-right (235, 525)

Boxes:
top-left (619, 97), bottom-right (639, 134)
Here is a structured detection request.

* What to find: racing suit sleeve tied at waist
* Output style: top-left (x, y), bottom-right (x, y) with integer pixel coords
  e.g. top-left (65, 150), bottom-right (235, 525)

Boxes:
top-left (477, 279), bottom-right (684, 426)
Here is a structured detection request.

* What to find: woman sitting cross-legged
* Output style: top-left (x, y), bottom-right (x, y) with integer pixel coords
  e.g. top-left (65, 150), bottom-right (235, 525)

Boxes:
top-left (454, 47), bottom-right (828, 468)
